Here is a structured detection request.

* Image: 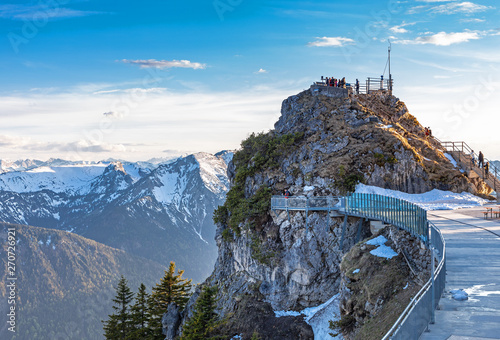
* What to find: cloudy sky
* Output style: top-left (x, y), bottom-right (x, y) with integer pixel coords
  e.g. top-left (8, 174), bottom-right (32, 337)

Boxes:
top-left (1, 0), bottom-right (499, 161)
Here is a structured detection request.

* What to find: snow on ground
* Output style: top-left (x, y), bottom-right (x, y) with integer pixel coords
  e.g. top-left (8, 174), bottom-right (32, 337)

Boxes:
top-left (0, 164), bottom-right (108, 194)
top-left (451, 289), bottom-right (468, 301)
top-left (366, 235), bottom-right (388, 246)
top-left (152, 171), bottom-right (181, 205)
top-left (379, 124), bottom-right (393, 129)
top-left (444, 153), bottom-right (458, 167)
top-left (355, 184), bottom-right (488, 210)
top-left (275, 294), bottom-right (342, 339)
top-left (444, 153), bottom-right (465, 173)
top-left (366, 236), bottom-right (398, 259)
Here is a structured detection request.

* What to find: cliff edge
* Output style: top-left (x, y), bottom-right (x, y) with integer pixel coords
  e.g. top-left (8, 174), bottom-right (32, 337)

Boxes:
top-left (166, 88), bottom-right (489, 339)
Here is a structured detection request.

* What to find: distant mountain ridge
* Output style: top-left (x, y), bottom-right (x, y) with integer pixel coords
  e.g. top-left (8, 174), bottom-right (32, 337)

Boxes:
top-left (0, 222), bottom-right (167, 340)
top-left (0, 151), bottom-right (232, 282)
top-left (0, 156), bottom-right (183, 174)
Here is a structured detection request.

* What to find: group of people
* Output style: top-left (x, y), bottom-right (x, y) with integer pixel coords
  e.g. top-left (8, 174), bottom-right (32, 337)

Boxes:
top-left (322, 76), bottom-right (347, 88)
top-left (424, 127), bottom-right (432, 137)
top-left (321, 77), bottom-right (361, 94)
top-left (471, 150), bottom-right (490, 178)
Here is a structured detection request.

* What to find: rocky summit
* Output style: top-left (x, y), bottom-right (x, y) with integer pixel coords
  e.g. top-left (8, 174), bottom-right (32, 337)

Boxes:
top-left (164, 87), bottom-right (492, 339)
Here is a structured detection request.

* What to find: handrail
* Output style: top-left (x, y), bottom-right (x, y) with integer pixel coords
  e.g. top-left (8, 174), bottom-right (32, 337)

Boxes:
top-left (271, 195), bottom-right (341, 211)
top-left (381, 222), bottom-right (446, 339)
top-left (271, 193), bottom-right (443, 339)
top-left (271, 193), bottom-right (429, 245)
top-left (440, 141), bottom-right (500, 191)
top-left (344, 193), bottom-right (428, 244)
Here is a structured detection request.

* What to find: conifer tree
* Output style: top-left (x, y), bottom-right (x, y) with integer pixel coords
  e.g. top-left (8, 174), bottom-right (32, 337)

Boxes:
top-left (151, 261), bottom-right (193, 310)
top-left (145, 294), bottom-right (164, 340)
top-left (148, 261), bottom-right (193, 339)
top-left (103, 275), bottom-right (135, 339)
top-left (180, 285), bottom-right (218, 340)
top-left (128, 283), bottom-right (150, 339)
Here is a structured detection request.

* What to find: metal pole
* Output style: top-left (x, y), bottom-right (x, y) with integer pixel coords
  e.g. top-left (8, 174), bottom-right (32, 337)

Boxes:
top-left (388, 40), bottom-right (392, 93)
top-left (306, 197), bottom-right (309, 231)
top-left (431, 245), bottom-right (436, 324)
top-left (340, 214), bottom-right (348, 250)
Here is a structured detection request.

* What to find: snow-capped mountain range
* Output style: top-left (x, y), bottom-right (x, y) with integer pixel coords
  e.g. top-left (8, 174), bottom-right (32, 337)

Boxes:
top-left (0, 151), bottom-right (232, 282)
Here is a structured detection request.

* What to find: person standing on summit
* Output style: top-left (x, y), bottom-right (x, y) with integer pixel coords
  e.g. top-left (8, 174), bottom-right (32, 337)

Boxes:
top-left (478, 151), bottom-right (484, 168)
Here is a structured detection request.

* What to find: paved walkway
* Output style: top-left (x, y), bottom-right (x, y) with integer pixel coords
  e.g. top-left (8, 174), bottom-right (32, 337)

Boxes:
top-left (420, 207), bottom-right (500, 340)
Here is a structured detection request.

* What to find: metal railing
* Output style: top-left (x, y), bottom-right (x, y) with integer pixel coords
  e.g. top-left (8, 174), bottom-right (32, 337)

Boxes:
top-left (271, 193), bottom-right (428, 245)
top-left (440, 141), bottom-right (499, 191)
top-left (271, 193), bottom-right (444, 339)
top-left (381, 222), bottom-right (446, 340)
top-left (271, 193), bottom-right (446, 340)
top-left (271, 196), bottom-right (341, 211)
top-left (345, 193), bottom-right (428, 244)
top-left (315, 77), bottom-right (394, 95)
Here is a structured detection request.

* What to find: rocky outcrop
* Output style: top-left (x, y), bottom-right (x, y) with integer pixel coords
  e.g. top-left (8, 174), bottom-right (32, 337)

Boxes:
top-left (337, 226), bottom-right (431, 340)
top-left (169, 88), bottom-right (490, 339)
top-left (162, 304), bottom-right (182, 340)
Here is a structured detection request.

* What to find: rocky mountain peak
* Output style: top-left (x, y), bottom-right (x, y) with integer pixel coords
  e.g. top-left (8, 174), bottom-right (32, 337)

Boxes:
top-left (90, 162), bottom-right (133, 194)
top-left (170, 88), bottom-right (492, 339)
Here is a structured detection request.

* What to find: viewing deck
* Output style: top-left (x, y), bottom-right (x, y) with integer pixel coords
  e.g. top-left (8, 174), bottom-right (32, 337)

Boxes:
top-left (271, 193), bottom-right (429, 244)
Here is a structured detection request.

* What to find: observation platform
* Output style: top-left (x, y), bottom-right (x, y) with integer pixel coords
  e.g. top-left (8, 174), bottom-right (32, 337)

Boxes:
top-left (271, 193), bottom-right (429, 246)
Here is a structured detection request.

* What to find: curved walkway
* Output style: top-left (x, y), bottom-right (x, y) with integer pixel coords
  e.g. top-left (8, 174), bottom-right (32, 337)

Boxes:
top-left (420, 207), bottom-right (500, 340)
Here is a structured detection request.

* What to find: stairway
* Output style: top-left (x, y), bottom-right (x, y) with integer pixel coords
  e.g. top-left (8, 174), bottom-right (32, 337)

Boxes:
top-left (440, 143), bottom-right (500, 193)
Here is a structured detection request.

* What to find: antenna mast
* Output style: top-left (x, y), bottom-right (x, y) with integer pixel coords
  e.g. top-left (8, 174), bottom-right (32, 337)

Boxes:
top-left (388, 40), bottom-right (392, 93)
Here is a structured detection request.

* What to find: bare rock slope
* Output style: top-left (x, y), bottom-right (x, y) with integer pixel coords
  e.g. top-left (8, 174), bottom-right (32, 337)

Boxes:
top-left (169, 88), bottom-right (489, 339)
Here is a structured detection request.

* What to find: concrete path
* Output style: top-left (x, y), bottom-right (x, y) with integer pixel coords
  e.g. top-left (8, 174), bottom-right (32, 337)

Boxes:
top-left (420, 207), bottom-right (500, 340)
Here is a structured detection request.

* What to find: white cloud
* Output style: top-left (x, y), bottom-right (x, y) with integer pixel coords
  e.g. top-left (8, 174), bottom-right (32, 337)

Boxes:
top-left (121, 59), bottom-right (207, 70)
top-left (390, 26), bottom-right (408, 34)
top-left (408, 5), bottom-right (428, 14)
top-left (308, 37), bottom-right (355, 47)
top-left (0, 84), bottom-right (296, 161)
top-left (255, 68), bottom-right (268, 74)
top-left (390, 22), bottom-right (417, 34)
top-left (408, 1), bottom-right (493, 15)
top-left (0, 134), bottom-right (126, 153)
top-left (394, 31), bottom-right (482, 46)
top-left (430, 2), bottom-right (493, 14)
top-left (460, 18), bottom-right (486, 23)
top-left (0, 4), bottom-right (102, 20)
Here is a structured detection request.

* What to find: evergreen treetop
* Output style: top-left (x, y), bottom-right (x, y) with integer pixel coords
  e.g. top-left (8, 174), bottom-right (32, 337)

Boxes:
top-left (151, 261), bottom-right (193, 311)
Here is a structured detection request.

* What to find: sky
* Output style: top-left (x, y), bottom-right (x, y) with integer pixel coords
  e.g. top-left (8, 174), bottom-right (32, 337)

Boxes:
top-left (1, 0), bottom-right (499, 162)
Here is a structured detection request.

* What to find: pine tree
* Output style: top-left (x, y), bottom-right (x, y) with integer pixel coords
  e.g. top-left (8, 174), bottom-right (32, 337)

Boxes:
top-left (149, 262), bottom-right (192, 339)
top-left (180, 285), bottom-right (218, 340)
top-left (151, 261), bottom-right (192, 310)
top-left (145, 294), bottom-right (164, 340)
top-left (128, 283), bottom-right (150, 339)
top-left (103, 275), bottom-right (135, 339)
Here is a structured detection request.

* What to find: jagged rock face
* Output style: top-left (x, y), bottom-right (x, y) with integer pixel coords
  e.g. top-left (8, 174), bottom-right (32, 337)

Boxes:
top-left (177, 89), bottom-right (489, 337)
top-left (162, 304), bottom-right (182, 340)
top-left (337, 226), bottom-right (431, 339)
top-left (211, 213), bottom-right (366, 313)
top-left (275, 89), bottom-right (483, 195)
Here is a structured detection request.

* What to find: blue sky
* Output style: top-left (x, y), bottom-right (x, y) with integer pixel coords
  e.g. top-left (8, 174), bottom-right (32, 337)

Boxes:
top-left (1, 0), bottom-right (499, 161)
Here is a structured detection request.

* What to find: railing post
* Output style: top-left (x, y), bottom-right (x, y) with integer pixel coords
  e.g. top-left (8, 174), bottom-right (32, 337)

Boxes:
top-left (430, 245), bottom-right (436, 324)
top-left (306, 197), bottom-right (309, 231)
